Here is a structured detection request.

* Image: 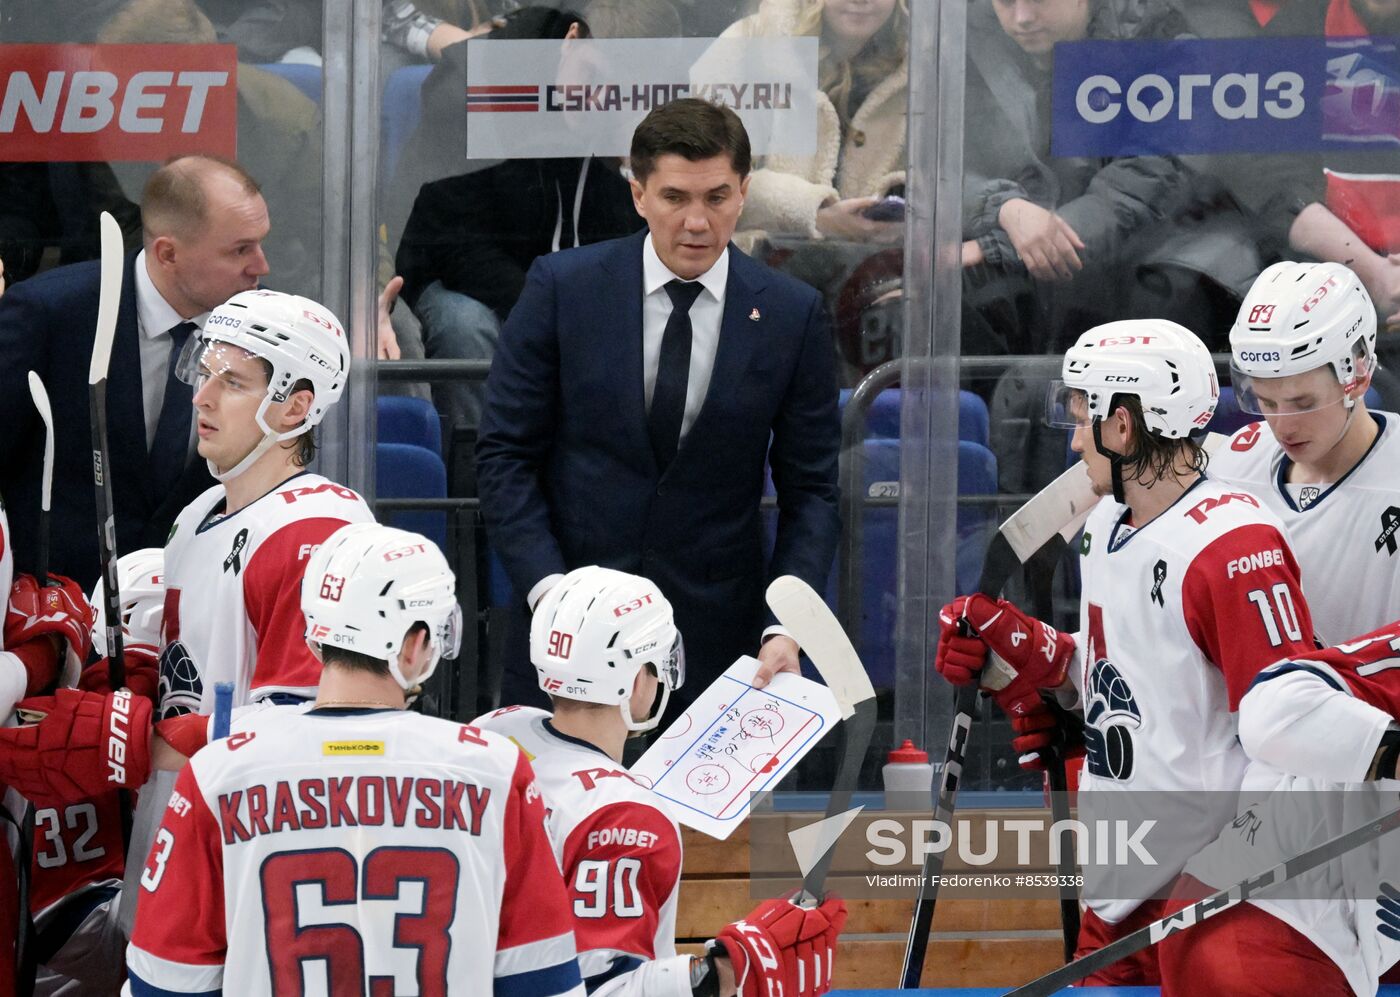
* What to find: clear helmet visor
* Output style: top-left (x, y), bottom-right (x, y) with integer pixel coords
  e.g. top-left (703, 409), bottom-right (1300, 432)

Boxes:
top-left (627, 633), bottom-right (684, 734)
top-left (436, 602), bottom-right (463, 661)
top-left (1228, 361), bottom-right (1349, 417)
top-left (1045, 381), bottom-right (1091, 429)
top-left (175, 338), bottom-right (268, 398)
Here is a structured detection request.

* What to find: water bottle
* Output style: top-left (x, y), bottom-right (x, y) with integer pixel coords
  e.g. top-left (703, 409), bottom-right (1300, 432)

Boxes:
top-left (883, 739), bottom-right (933, 810)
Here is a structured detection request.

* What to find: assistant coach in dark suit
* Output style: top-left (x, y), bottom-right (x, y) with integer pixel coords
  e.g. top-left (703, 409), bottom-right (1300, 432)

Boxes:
top-left (0, 155), bottom-right (271, 589)
top-left (477, 99), bottom-right (840, 711)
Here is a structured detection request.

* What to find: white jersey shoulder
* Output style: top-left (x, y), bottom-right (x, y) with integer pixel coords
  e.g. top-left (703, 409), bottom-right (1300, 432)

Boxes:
top-left (1211, 413), bottom-right (1400, 643)
top-left (475, 706), bottom-right (690, 997)
top-left (159, 473), bottom-right (374, 716)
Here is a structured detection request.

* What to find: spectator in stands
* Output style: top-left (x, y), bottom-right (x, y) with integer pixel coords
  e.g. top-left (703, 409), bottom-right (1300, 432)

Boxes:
top-left (100, 0), bottom-right (324, 301)
top-left (395, 1), bottom-right (680, 428)
top-left (721, 0), bottom-right (908, 244)
top-left (959, 0), bottom-right (1196, 353)
top-left (476, 99), bottom-right (839, 716)
top-left (1264, 0), bottom-right (1400, 332)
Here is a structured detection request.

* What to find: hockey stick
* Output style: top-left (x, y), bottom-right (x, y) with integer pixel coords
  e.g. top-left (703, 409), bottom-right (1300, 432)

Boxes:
top-left (26, 373), bottom-right (54, 585)
top-left (765, 575), bottom-right (877, 904)
top-left (89, 212), bottom-right (132, 857)
top-left (212, 682), bottom-right (234, 741)
top-left (899, 454), bottom-right (1104, 988)
top-left (1005, 798), bottom-right (1400, 996)
top-left (89, 212), bottom-right (125, 692)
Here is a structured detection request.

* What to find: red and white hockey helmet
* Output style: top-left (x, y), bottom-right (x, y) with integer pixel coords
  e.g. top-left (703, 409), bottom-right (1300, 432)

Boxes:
top-left (91, 547), bottom-right (164, 655)
top-left (177, 289), bottom-right (350, 480)
top-left (531, 566), bottom-right (684, 733)
top-left (302, 523), bottom-right (461, 692)
top-left (1229, 261), bottom-right (1378, 414)
top-left (1049, 319), bottom-right (1218, 438)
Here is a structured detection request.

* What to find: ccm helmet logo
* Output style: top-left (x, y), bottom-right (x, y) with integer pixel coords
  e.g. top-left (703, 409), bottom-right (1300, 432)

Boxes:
top-left (1237, 351), bottom-right (1280, 362)
top-left (1102, 375), bottom-right (1140, 383)
top-left (1075, 71), bottom-right (1304, 125)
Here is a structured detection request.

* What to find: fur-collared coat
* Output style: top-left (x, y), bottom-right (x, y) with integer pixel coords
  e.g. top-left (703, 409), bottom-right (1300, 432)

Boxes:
top-left (721, 0), bottom-right (907, 238)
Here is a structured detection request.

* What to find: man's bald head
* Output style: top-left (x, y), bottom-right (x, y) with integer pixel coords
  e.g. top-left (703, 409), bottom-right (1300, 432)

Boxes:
top-left (140, 155), bottom-right (270, 318)
top-left (141, 155), bottom-right (262, 247)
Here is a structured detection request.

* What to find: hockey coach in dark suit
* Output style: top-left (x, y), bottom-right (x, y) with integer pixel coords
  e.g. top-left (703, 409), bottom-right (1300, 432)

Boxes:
top-left (0, 156), bottom-right (269, 588)
top-left (477, 99), bottom-right (841, 712)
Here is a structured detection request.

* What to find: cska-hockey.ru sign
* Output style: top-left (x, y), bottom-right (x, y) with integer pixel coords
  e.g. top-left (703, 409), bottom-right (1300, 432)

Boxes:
top-left (0, 44), bottom-right (237, 161)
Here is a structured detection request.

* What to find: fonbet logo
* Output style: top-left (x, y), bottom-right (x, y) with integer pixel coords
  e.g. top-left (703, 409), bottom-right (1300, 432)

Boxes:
top-left (1076, 71), bottom-right (1304, 125)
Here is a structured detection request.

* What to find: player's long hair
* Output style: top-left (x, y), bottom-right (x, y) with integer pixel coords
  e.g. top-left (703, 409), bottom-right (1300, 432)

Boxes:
top-left (1113, 393), bottom-right (1208, 484)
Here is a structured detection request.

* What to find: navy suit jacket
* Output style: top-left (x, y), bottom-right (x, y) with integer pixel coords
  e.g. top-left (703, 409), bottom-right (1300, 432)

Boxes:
top-left (476, 231), bottom-right (840, 691)
top-left (0, 252), bottom-right (213, 589)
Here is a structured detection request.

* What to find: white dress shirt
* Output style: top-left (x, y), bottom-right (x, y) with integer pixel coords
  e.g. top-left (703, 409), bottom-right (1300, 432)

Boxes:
top-left (133, 250), bottom-right (206, 451)
top-left (641, 232), bottom-right (727, 439)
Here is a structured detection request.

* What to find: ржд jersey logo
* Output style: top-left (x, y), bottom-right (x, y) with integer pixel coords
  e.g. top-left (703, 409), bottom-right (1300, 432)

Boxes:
top-left (1376, 507), bottom-right (1400, 556)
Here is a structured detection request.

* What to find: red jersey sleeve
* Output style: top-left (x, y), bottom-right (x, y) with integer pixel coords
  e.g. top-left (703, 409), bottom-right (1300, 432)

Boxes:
top-left (558, 799), bottom-right (682, 960)
top-left (496, 748), bottom-right (584, 992)
top-left (127, 763), bottom-right (226, 996)
top-left (242, 518), bottom-right (346, 694)
top-left (1182, 523), bottom-right (1315, 709)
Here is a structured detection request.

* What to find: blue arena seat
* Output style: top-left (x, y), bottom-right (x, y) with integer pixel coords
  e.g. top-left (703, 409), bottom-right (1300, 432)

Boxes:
top-left (839, 389), bottom-right (990, 446)
top-left (855, 439), bottom-right (998, 688)
top-left (377, 395), bottom-right (442, 456)
top-left (381, 64), bottom-right (432, 182)
top-left (375, 442), bottom-right (447, 552)
top-left (254, 63), bottom-right (321, 103)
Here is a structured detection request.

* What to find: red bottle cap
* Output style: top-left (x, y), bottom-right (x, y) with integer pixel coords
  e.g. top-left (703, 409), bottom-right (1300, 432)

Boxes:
top-left (887, 739), bottom-right (929, 764)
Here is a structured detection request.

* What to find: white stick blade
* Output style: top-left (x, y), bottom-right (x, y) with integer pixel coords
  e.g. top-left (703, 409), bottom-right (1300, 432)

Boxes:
top-left (765, 575), bottom-right (875, 719)
top-left (89, 211), bottom-right (124, 385)
top-left (27, 370), bottom-right (55, 512)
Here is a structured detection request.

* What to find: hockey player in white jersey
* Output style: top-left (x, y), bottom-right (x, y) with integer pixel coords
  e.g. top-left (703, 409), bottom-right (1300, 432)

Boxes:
top-left (158, 288), bottom-right (373, 716)
top-left (934, 320), bottom-right (1318, 986)
top-left (1211, 260), bottom-right (1397, 645)
top-left (1155, 263), bottom-right (1400, 994)
top-left (125, 521), bottom-right (586, 997)
top-left (475, 566), bottom-right (847, 997)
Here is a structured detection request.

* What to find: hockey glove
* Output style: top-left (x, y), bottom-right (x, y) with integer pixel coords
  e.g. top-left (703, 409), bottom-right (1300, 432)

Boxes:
top-left (5, 573), bottom-right (95, 666)
top-left (1380, 883), bottom-right (1400, 942)
top-left (0, 689), bottom-right (151, 805)
top-left (78, 645), bottom-right (161, 708)
top-left (1010, 698), bottom-right (1087, 773)
top-left (935, 594), bottom-right (1075, 718)
top-left (713, 895), bottom-right (847, 997)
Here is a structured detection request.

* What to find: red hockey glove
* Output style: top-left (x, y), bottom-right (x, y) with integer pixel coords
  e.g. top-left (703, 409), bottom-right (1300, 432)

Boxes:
top-left (1011, 698), bottom-right (1087, 773)
top-left (714, 895), bottom-right (847, 997)
top-left (935, 594), bottom-right (1075, 718)
top-left (5, 573), bottom-right (95, 665)
top-left (78, 645), bottom-right (161, 708)
top-left (154, 712), bottom-right (210, 759)
top-left (0, 689), bottom-right (151, 805)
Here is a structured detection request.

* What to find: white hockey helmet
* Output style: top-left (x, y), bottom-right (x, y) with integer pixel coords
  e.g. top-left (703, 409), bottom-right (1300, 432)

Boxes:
top-left (1048, 319), bottom-right (1219, 439)
top-left (302, 523), bottom-right (461, 693)
top-left (1229, 262), bottom-right (1378, 414)
top-left (531, 566), bottom-right (684, 733)
top-left (177, 289), bottom-right (350, 481)
top-left (91, 548), bottom-right (165, 655)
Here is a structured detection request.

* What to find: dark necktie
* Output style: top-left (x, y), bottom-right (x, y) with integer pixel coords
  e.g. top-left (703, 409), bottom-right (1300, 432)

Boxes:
top-left (649, 279), bottom-right (704, 470)
top-left (149, 321), bottom-right (198, 493)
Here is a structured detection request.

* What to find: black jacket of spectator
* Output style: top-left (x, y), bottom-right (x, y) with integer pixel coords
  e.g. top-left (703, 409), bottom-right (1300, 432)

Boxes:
top-left (395, 158), bottom-right (643, 319)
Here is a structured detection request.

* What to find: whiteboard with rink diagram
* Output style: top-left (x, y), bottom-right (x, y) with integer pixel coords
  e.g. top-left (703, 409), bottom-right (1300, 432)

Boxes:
top-left (630, 656), bottom-right (840, 839)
